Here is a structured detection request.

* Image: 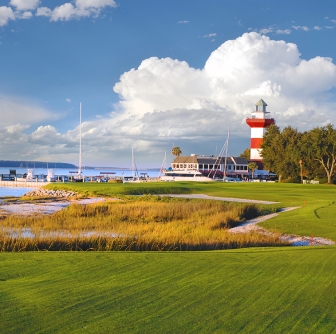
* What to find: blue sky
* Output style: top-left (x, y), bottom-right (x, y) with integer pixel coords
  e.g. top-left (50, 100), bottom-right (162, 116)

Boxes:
top-left (1, 0), bottom-right (336, 167)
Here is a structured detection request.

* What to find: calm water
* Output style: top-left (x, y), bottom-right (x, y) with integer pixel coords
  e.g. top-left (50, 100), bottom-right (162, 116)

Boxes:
top-left (0, 167), bottom-right (160, 178)
top-left (0, 167), bottom-right (161, 197)
top-left (0, 187), bottom-right (33, 197)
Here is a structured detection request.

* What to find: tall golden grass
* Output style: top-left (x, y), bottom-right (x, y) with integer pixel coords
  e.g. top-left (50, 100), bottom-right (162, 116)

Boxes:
top-left (0, 197), bottom-right (287, 251)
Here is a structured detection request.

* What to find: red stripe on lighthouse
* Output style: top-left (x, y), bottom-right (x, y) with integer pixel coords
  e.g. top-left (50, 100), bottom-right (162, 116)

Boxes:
top-left (250, 138), bottom-right (263, 148)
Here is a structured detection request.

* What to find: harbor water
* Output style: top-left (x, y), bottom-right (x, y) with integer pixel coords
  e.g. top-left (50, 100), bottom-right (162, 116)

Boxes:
top-left (0, 187), bottom-right (33, 197)
top-left (0, 167), bottom-right (161, 197)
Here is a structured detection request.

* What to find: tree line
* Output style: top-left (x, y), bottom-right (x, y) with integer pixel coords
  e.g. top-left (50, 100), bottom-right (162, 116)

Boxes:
top-left (260, 124), bottom-right (336, 183)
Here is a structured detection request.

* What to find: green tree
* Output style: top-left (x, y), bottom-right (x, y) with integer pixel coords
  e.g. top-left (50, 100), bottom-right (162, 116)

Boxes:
top-left (239, 148), bottom-right (250, 161)
top-left (261, 125), bottom-right (301, 182)
top-left (248, 162), bottom-right (258, 179)
top-left (301, 124), bottom-right (336, 184)
top-left (171, 146), bottom-right (182, 157)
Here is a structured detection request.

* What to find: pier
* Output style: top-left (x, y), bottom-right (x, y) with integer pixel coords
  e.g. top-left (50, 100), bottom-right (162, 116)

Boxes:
top-left (0, 180), bottom-right (50, 188)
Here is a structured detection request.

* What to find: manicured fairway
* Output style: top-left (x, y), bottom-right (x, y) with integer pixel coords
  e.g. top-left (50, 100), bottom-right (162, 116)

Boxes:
top-left (1, 248), bottom-right (336, 333)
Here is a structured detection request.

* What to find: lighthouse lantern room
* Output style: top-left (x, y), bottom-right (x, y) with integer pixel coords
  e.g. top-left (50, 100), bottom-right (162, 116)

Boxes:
top-left (246, 99), bottom-right (275, 162)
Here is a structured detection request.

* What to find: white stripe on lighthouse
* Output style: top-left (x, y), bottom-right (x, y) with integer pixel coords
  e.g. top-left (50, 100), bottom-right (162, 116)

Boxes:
top-left (251, 128), bottom-right (265, 138)
top-left (250, 148), bottom-right (262, 160)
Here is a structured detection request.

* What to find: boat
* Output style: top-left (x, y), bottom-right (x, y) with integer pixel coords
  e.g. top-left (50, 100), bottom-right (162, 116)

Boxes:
top-left (123, 147), bottom-right (142, 183)
top-left (160, 168), bottom-right (216, 182)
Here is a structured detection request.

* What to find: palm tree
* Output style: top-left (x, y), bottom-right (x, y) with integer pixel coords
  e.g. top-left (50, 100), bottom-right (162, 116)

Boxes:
top-left (248, 162), bottom-right (258, 179)
top-left (171, 146), bottom-right (182, 157)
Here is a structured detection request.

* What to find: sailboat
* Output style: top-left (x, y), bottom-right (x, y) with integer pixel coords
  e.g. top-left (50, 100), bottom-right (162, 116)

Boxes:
top-left (123, 147), bottom-right (141, 183)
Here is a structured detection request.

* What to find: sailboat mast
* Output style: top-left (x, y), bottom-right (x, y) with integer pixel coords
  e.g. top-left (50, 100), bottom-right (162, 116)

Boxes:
top-left (223, 127), bottom-right (230, 181)
top-left (79, 102), bottom-right (82, 175)
top-left (132, 146), bottom-right (135, 179)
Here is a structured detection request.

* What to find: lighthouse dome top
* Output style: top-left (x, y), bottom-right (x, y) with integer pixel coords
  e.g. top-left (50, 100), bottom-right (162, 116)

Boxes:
top-left (255, 99), bottom-right (268, 112)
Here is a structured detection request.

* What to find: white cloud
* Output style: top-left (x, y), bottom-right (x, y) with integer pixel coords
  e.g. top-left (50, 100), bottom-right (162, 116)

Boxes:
top-left (314, 26), bottom-right (322, 30)
top-left (276, 29), bottom-right (291, 34)
top-left (204, 33), bottom-right (216, 38)
top-left (0, 95), bottom-right (55, 126)
top-left (9, 0), bottom-right (40, 11)
top-left (50, 3), bottom-right (88, 21)
top-left (36, 0), bottom-right (116, 21)
top-left (109, 32), bottom-right (336, 156)
top-left (0, 6), bottom-right (15, 26)
top-left (36, 7), bottom-right (52, 17)
top-left (258, 27), bottom-right (274, 34)
top-left (75, 0), bottom-right (117, 9)
top-left (66, 98), bottom-right (71, 103)
top-left (17, 11), bottom-right (33, 19)
top-left (2, 32), bottom-right (336, 165)
top-left (178, 20), bottom-right (189, 24)
top-left (292, 25), bottom-right (309, 31)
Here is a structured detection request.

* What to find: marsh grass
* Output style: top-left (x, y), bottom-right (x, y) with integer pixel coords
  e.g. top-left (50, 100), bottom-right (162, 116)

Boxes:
top-left (0, 197), bottom-right (286, 251)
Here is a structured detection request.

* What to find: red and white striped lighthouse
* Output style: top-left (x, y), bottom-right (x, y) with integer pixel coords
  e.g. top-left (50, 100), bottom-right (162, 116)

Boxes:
top-left (246, 99), bottom-right (275, 162)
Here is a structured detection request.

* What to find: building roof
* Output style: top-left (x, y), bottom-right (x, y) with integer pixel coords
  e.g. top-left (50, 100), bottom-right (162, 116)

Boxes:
top-left (255, 99), bottom-right (267, 107)
top-left (172, 156), bottom-right (198, 164)
top-left (173, 156), bottom-right (248, 165)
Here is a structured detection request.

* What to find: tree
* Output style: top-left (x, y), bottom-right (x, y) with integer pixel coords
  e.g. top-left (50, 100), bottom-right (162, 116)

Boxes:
top-left (239, 148), bottom-right (250, 161)
top-left (171, 146), bottom-right (182, 157)
top-left (301, 124), bottom-right (336, 184)
top-left (248, 162), bottom-right (258, 179)
top-left (261, 125), bottom-right (301, 182)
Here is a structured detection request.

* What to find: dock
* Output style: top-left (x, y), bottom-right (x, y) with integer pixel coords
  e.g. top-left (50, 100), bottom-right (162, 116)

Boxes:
top-left (0, 180), bottom-right (50, 188)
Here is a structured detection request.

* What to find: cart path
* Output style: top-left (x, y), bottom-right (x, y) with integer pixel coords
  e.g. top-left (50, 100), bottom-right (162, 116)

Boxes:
top-left (161, 194), bottom-right (279, 204)
top-left (163, 195), bottom-right (334, 246)
top-left (229, 207), bottom-right (335, 246)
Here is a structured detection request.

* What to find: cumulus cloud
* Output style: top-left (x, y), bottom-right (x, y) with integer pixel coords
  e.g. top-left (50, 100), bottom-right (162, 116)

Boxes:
top-left (0, 6), bottom-right (15, 26)
top-left (36, 0), bottom-right (117, 21)
top-left (2, 32), bottom-right (336, 165)
top-left (9, 0), bottom-right (40, 11)
top-left (108, 33), bottom-right (336, 160)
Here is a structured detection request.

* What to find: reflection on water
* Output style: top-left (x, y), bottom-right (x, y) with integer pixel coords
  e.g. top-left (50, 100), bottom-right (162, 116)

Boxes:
top-left (1, 227), bottom-right (121, 239)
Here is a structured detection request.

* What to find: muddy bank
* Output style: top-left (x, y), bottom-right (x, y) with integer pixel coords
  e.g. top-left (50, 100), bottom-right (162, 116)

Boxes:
top-left (0, 198), bottom-right (106, 215)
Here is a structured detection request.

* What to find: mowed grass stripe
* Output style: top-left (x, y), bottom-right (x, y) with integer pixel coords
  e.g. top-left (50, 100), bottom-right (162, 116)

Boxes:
top-left (1, 249), bottom-right (336, 333)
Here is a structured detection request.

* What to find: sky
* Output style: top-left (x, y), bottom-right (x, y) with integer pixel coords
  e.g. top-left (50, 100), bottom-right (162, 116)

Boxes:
top-left (1, 0), bottom-right (336, 168)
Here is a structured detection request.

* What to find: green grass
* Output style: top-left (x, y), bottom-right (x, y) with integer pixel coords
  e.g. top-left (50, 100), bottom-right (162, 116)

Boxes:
top-left (46, 182), bottom-right (336, 240)
top-left (1, 248), bottom-right (336, 334)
